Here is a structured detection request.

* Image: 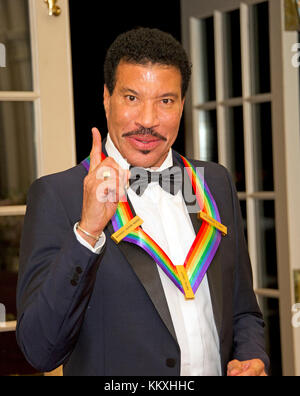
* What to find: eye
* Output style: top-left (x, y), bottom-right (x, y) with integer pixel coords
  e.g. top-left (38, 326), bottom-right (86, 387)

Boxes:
top-left (126, 95), bottom-right (137, 102)
top-left (161, 98), bottom-right (174, 105)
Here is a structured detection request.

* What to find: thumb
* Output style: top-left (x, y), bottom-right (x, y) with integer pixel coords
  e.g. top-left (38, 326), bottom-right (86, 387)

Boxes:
top-left (227, 360), bottom-right (243, 376)
top-left (89, 127), bottom-right (102, 172)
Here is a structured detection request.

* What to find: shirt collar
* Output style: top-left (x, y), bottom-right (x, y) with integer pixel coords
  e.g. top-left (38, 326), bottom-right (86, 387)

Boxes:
top-left (105, 133), bottom-right (173, 172)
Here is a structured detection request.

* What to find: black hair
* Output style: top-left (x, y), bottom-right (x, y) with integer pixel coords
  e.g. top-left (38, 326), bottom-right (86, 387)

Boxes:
top-left (104, 27), bottom-right (192, 98)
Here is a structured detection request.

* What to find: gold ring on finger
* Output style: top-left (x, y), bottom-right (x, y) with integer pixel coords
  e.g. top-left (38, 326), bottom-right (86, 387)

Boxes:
top-left (103, 171), bottom-right (111, 181)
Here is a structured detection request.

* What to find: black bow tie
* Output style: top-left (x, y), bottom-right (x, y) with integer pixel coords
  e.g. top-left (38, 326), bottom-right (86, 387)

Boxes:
top-left (129, 166), bottom-right (182, 196)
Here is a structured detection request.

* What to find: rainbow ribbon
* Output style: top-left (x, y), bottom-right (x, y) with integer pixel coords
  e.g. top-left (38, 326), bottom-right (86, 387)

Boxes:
top-left (82, 154), bottom-right (222, 296)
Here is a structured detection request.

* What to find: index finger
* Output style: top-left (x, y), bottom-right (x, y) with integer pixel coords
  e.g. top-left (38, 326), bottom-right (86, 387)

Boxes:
top-left (89, 127), bottom-right (102, 172)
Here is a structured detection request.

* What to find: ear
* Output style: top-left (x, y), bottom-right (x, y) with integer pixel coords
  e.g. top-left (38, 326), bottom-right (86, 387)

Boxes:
top-left (103, 85), bottom-right (111, 117)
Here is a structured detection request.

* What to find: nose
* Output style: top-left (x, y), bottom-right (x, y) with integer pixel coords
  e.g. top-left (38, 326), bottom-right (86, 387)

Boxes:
top-left (136, 101), bottom-right (159, 129)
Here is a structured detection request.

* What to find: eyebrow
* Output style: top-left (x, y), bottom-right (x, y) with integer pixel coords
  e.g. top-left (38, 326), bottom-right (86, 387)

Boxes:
top-left (120, 87), bottom-right (179, 99)
top-left (158, 92), bottom-right (179, 99)
top-left (120, 88), bottom-right (139, 96)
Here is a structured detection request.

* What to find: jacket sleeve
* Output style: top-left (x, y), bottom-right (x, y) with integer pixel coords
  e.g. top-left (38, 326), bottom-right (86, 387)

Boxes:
top-left (16, 177), bottom-right (105, 373)
top-left (225, 170), bottom-right (270, 373)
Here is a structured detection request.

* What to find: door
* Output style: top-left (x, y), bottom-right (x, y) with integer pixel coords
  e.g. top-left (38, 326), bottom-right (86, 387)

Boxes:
top-left (181, 0), bottom-right (300, 376)
top-left (0, 0), bottom-right (75, 375)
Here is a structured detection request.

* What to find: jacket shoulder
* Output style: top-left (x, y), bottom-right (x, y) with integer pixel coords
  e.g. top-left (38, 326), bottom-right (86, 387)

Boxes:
top-left (26, 164), bottom-right (87, 221)
top-left (30, 164), bottom-right (86, 196)
top-left (38, 163), bottom-right (86, 187)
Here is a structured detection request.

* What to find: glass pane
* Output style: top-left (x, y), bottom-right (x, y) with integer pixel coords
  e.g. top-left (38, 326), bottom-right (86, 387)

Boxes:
top-left (250, 1), bottom-right (271, 95)
top-left (239, 200), bottom-right (248, 243)
top-left (255, 200), bottom-right (278, 289)
top-left (252, 102), bottom-right (274, 192)
top-left (0, 0), bottom-right (33, 91)
top-left (259, 297), bottom-right (282, 376)
top-left (198, 17), bottom-right (216, 103)
top-left (0, 215), bottom-right (38, 376)
top-left (198, 109), bottom-right (218, 162)
top-left (223, 9), bottom-right (242, 98)
top-left (0, 101), bottom-right (36, 206)
top-left (0, 216), bottom-right (24, 321)
top-left (226, 106), bottom-right (246, 192)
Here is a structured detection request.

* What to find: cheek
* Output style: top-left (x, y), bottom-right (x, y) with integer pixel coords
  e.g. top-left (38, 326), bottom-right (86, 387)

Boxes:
top-left (113, 106), bottom-right (137, 132)
top-left (160, 111), bottom-right (182, 133)
top-left (109, 105), bottom-right (138, 131)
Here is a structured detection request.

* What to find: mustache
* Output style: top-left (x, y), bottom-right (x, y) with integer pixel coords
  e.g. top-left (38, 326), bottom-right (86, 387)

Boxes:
top-left (122, 127), bottom-right (167, 141)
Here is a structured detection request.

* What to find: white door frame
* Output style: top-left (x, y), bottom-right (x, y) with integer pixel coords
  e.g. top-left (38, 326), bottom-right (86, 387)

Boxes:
top-left (181, 0), bottom-right (300, 376)
top-left (0, 0), bottom-right (76, 329)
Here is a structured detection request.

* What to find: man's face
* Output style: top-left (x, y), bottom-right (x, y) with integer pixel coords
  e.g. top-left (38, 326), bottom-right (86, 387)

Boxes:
top-left (104, 61), bottom-right (185, 168)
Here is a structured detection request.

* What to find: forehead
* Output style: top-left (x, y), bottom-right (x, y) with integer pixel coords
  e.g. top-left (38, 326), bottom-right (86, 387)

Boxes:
top-left (114, 61), bottom-right (182, 94)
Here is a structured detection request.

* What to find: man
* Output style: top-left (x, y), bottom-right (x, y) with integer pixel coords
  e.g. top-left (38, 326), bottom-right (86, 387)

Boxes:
top-left (17, 28), bottom-right (269, 376)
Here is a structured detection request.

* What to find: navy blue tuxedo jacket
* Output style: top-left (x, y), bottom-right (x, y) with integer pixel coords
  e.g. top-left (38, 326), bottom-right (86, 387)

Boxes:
top-left (16, 148), bottom-right (269, 376)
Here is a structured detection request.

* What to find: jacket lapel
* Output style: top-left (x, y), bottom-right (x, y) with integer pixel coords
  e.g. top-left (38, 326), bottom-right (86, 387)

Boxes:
top-left (106, 207), bottom-right (178, 343)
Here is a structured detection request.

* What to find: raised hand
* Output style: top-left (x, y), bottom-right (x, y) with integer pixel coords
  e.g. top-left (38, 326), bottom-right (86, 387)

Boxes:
top-left (78, 128), bottom-right (130, 247)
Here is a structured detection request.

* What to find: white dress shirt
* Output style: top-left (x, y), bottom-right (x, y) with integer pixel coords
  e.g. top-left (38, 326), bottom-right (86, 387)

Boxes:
top-left (75, 134), bottom-right (221, 376)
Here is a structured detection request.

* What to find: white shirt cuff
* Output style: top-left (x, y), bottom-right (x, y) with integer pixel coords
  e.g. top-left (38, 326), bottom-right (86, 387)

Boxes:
top-left (73, 223), bottom-right (106, 255)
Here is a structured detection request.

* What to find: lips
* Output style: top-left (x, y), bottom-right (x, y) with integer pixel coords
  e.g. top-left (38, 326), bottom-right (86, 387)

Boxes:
top-left (126, 135), bottom-right (162, 151)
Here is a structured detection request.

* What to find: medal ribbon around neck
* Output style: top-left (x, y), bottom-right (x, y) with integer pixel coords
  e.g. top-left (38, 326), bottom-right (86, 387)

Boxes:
top-left (81, 154), bottom-right (223, 297)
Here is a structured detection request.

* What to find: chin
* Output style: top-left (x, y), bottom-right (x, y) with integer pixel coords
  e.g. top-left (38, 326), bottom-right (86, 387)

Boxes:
top-left (128, 151), bottom-right (162, 168)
